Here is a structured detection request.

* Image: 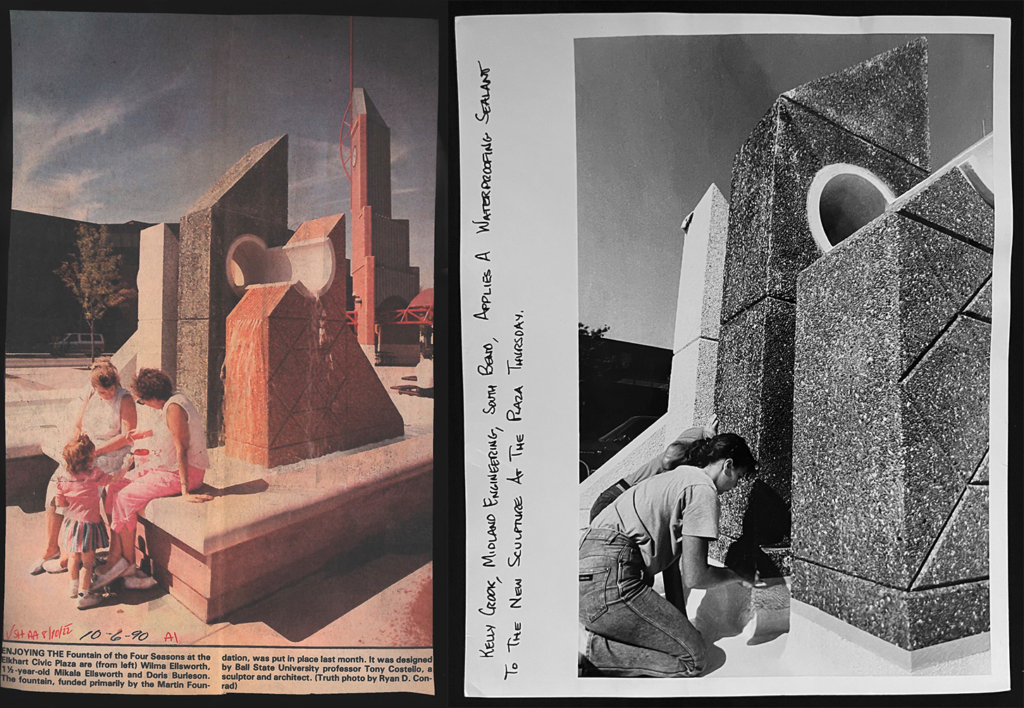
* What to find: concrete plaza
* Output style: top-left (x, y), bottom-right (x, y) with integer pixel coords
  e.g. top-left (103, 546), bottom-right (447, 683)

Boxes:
top-left (4, 358), bottom-right (433, 650)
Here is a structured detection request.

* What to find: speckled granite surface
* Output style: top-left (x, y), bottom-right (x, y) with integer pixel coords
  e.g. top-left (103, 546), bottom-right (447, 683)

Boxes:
top-left (971, 450), bottom-right (990, 484)
top-left (965, 280), bottom-right (993, 321)
top-left (895, 217), bottom-right (992, 372)
top-left (721, 100), bottom-right (928, 320)
top-left (900, 315), bottom-right (991, 575)
top-left (793, 219), bottom-right (908, 585)
top-left (793, 560), bottom-right (989, 651)
top-left (710, 39), bottom-right (992, 651)
top-left (783, 38), bottom-right (930, 170)
top-left (715, 296), bottom-right (795, 544)
top-left (895, 166), bottom-right (995, 248)
top-left (793, 212), bottom-right (990, 589)
top-left (914, 486), bottom-right (989, 589)
top-left (177, 136), bottom-right (291, 447)
top-left (709, 533), bottom-right (792, 579)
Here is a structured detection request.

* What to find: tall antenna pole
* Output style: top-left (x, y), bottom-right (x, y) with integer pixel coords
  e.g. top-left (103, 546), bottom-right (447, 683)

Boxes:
top-left (339, 16), bottom-right (355, 181)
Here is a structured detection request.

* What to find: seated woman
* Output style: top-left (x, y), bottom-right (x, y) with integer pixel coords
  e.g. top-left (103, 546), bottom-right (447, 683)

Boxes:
top-left (91, 368), bottom-right (213, 591)
top-left (579, 433), bottom-right (756, 678)
top-left (31, 362), bottom-right (136, 576)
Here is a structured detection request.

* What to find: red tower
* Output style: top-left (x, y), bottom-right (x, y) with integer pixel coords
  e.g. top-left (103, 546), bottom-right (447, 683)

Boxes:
top-left (349, 88), bottom-right (421, 348)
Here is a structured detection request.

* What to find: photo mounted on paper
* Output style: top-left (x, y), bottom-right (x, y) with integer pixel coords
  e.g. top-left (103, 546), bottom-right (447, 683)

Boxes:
top-left (5, 11), bottom-right (436, 694)
top-left (577, 33), bottom-right (995, 678)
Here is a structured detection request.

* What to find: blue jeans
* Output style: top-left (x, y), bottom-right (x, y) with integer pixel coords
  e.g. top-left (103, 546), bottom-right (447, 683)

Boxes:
top-left (579, 527), bottom-right (706, 677)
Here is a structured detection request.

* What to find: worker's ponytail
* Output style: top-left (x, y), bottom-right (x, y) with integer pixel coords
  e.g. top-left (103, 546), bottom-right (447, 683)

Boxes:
top-left (676, 433), bottom-right (757, 474)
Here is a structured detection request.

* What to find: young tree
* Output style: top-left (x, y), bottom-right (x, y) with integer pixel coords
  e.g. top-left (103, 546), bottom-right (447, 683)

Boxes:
top-left (54, 224), bottom-right (136, 363)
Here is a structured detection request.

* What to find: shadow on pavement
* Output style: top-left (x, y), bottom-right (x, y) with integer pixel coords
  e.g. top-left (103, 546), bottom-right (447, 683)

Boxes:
top-left (218, 513), bottom-right (432, 643)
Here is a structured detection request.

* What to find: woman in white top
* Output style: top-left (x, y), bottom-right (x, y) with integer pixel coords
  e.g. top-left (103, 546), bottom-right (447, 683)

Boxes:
top-left (91, 368), bottom-right (213, 590)
top-left (31, 362), bottom-right (136, 575)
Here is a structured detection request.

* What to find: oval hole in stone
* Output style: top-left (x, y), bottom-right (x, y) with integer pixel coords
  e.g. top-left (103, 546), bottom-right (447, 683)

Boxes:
top-left (807, 164), bottom-right (895, 253)
top-left (226, 235), bottom-right (267, 297)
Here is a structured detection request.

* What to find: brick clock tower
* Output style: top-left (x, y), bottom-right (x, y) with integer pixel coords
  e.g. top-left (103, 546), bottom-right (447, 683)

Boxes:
top-left (349, 88), bottom-right (420, 347)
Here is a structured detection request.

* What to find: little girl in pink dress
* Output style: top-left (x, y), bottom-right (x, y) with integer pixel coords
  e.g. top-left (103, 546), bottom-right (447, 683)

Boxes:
top-left (55, 435), bottom-right (125, 609)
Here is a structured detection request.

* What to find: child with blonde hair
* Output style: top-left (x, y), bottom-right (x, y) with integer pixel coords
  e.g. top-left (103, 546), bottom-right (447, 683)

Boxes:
top-left (56, 434), bottom-right (126, 609)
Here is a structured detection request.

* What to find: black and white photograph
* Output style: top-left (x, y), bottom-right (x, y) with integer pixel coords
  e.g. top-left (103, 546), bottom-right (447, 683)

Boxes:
top-left (576, 32), bottom-right (997, 679)
top-left (457, 11), bottom-right (1013, 698)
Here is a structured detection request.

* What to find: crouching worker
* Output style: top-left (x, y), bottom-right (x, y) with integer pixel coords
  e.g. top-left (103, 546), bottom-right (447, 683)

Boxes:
top-left (588, 414), bottom-right (720, 522)
top-left (579, 433), bottom-right (756, 677)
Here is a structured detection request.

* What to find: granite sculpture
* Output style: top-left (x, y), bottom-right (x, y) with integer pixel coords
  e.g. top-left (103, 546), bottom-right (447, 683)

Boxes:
top-left (703, 35), bottom-right (992, 650)
top-left (222, 214), bottom-right (404, 468)
top-left (792, 157), bottom-right (992, 650)
top-left (177, 135), bottom-right (291, 447)
top-left (708, 37), bottom-right (992, 651)
top-left (665, 184), bottom-right (728, 438)
top-left (713, 39), bottom-right (932, 577)
top-left (135, 223), bottom-right (181, 379)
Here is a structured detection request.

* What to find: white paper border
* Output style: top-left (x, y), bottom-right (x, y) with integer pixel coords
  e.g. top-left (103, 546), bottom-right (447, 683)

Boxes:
top-left (457, 12), bottom-right (1012, 697)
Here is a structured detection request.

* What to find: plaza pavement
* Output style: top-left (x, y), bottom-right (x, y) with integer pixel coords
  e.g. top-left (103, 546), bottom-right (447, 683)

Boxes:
top-left (5, 504), bottom-right (431, 647)
top-left (4, 357), bottom-right (433, 649)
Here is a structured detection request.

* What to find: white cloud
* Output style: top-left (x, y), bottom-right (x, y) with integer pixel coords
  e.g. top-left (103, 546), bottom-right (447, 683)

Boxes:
top-left (13, 75), bottom-right (186, 193)
top-left (390, 139), bottom-right (411, 166)
top-left (12, 167), bottom-right (106, 220)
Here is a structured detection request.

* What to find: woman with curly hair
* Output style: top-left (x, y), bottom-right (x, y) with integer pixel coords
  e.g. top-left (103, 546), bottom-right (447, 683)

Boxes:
top-left (91, 368), bottom-right (213, 591)
top-left (31, 362), bottom-right (136, 576)
top-left (579, 432), bottom-right (757, 678)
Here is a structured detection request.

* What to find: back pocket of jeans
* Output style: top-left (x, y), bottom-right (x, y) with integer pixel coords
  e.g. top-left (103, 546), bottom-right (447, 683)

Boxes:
top-left (579, 568), bottom-right (610, 623)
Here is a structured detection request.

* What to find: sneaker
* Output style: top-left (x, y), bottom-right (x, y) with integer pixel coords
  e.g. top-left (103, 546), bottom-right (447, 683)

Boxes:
top-left (76, 592), bottom-right (104, 610)
top-left (123, 574), bottom-right (158, 591)
top-left (43, 559), bottom-right (68, 574)
top-left (29, 552), bottom-right (60, 576)
top-left (69, 580), bottom-right (79, 598)
top-left (89, 558), bottom-right (131, 591)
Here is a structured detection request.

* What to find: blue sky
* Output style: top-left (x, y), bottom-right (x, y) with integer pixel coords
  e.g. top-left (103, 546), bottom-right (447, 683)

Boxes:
top-left (576, 34), bottom-right (994, 349)
top-left (11, 12), bottom-right (438, 286)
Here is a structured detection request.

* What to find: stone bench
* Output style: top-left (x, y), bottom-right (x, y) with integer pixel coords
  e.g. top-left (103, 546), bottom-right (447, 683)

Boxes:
top-left (134, 434), bottom-right (432, 623)
top-left (5, 426), bottom-right (60, 506)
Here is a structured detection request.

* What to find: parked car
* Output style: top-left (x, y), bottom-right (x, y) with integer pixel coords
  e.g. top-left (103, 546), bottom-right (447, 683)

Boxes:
top-left (579, 415), bottom-right (659, 481)
top-left (51, 333), bottom-right (105, 357)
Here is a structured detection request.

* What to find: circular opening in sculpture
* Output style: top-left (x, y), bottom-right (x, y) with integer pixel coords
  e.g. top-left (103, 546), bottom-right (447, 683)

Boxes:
top-left (282, 239), bottom-right (336, 299)
top-left (807, 165), bottom-right (895, 252)
top-left (225, 235), bottom-right (268, 297)
top-left (226, 234), bottom-right (336, 299)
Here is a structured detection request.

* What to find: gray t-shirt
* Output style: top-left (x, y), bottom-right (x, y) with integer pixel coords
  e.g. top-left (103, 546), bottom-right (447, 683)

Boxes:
top-left (620, 426), bottom-right (707, 488)
top-left (591, 466), bottom-right (720, 576)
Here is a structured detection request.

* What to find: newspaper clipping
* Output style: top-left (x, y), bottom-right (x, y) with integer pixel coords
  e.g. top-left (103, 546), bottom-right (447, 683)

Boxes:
top-left (457, 12), bottom-right (1013, 698)
top-left (4, 11), bottom-right (437, 695)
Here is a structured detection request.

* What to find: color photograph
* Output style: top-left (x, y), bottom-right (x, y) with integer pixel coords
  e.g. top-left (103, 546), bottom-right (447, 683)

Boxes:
top-left (5, 11), bottom-right (437, 693)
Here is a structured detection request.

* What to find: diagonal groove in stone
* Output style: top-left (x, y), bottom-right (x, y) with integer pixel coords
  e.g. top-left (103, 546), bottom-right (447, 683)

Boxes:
top-left (721, 292), bottom-right (795, 328)
top-left (961, 311), bottom-right (992, 324)
top-left (268, 343), bottom-right (322, 449)
top-left (780, 96), bottom-right (928, 174)
top-left (970, 448), bottom-right (990, 485)
top-left (963, 275), bottom-right (994, 322)
top-left (308, 323), bottom-right (353, 411)
top-left (898, 273), bottom-right (990, 385)
top-left (792, 554), bottom-right (915, 593)
top-left (898, 211), bottom-right (994, 254)
top-left (911, 574), bottom-right (989, 592)
top-left (267, 316), bottom-right (314, 382)
top-left (908, 479), bottom-right (969, 589)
